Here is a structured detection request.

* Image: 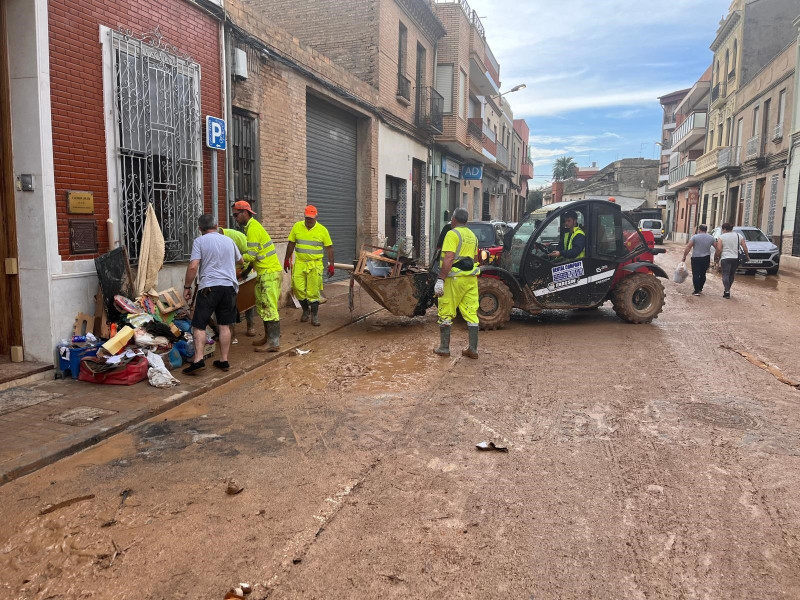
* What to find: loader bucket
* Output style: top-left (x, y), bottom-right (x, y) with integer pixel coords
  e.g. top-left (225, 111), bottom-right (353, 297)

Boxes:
top-left (352, 271), bottom-right (437, 317)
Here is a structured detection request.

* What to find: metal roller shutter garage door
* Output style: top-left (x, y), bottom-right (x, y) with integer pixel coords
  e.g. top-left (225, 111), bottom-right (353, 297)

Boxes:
top-left (306, 95), bottom-right (357, 281)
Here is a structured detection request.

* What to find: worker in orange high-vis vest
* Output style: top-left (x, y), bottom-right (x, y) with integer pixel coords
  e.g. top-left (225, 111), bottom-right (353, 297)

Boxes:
top-left (283, 205), bottom-right (334, 326)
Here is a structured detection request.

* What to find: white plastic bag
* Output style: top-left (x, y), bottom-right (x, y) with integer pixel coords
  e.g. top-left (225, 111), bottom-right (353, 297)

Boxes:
top-left (146, 351), bottom-right (180, 389)
top-left (673, 261), bottom-right (689, 284)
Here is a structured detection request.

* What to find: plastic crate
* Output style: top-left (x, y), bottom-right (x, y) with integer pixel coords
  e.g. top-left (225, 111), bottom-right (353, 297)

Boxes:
top-left (57, 344), bottom-right (101, 380)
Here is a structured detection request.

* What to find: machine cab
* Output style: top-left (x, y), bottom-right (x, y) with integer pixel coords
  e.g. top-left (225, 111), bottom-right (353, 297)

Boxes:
top-left (502, 201), bottom-right (649, 308)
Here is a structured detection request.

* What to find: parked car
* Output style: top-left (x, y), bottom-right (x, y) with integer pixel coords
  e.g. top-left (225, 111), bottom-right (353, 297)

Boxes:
top-left (710, 226), bottom-right (780, 274)
top-left (638, 219), bottom-right (664, 244)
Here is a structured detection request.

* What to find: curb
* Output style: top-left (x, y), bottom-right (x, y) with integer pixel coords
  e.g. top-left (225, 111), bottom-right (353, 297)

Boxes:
top-left (0, 307), bottom-right (384, 486)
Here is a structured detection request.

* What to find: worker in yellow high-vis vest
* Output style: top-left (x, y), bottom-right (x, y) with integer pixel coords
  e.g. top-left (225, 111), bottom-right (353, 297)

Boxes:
top-left (284, 205), bottom-right (334, 326)
top-left (548, 210), bottom-right (586, 261)
top-left (433, 207), bottom-right (480, 359)
top-left (232, 201), bottom-right (283, 352)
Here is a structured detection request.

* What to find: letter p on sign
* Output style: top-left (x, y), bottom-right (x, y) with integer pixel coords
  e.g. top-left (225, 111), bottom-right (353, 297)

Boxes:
top-left (206, 116), bottom-right (227, 150)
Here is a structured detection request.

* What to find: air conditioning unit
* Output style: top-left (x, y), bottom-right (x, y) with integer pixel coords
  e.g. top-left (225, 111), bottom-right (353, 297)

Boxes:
top-left (498, 183), bottom-right (507, 194)
top-left (234, 48), bottom-right (248, 80)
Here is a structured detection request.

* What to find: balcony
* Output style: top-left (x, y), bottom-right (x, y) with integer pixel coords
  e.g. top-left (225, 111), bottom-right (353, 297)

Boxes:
top-left (774, 122), bottom-right (784, 142)
top-left (671, 111), bottom-right (707, 151)
top-left (711, 81), bottom-right (727, 106)
top-left (496, 141), bottom-right (509, 168)
top-left (695, 148), bottom-right (721, 178)
top-left (482, 122), bottom-right (497, 158)
top-left (745, 135), bottom-right (761, 160)
top-left (416, 86), bottom-right (444, 134)
top-left (668, 160), bottom-right (697, 189)
top-left (520, 158), bottom-right (533, 179)
top-left (467, 117), bottom-right (484, 140)
top-left (396, 72), bottom-right (411, 104)
top-left (717, 146), bottom-right (741, 170)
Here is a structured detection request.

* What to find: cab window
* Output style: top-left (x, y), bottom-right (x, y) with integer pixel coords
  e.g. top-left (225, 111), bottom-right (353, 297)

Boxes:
top-left (508, 213), bottom-right (541, 272)
top-left (622, 214), bottom-right (647, 256)
top-left (595, 205), bottom-right (621, 257)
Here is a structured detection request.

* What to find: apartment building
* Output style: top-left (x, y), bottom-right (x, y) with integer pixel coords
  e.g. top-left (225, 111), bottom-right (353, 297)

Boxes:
top-left (667, 68), bottom-right (711, 243)
top-left (243, 0), bottom-right (446, 259)
top-left (511, 118), bottom-right (532, 222)
top-left (657, 89), bottom-right (689, 231)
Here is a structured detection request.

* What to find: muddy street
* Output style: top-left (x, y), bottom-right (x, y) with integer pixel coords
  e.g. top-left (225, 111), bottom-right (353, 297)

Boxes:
top-left (2, 245), bottom-right (800, 599)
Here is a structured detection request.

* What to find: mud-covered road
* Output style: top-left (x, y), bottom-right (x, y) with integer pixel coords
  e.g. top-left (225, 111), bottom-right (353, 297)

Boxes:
top-left (3, 245), bottom-right (800, 599)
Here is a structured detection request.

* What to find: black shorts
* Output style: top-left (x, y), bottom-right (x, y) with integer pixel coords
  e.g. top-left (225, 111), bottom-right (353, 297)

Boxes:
top-left (192, 286), bottom-right (238, 329)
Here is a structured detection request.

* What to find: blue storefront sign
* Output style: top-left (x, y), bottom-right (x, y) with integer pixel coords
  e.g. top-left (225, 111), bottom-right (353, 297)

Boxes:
top-left (461, 164), bottom-right (483, 180)
top-left (441, 156), bottom-right (461, 178)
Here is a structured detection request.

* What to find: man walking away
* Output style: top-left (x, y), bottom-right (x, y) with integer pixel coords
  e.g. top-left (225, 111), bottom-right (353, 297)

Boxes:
top-left (232, 201), bottom-right (283, 352)
top-left (714, 222), bottom-right (750, 299)
top-left (284, 205), bottom-right (334, 326)
top-left (682, 224), bottom-right (716, 295)
top-left (182, 214), bottom-right (243, 374)
top-left (433, 207), bottom-right (480, 359)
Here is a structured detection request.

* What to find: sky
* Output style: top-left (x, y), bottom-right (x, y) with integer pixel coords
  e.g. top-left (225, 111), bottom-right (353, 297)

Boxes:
top-left (468, 0), bottom-right (732, 187)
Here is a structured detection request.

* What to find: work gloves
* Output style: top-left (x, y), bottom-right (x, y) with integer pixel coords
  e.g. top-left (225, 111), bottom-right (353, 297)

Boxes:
top-left (283, 258), bottom-right (292, 273)
top-left (434, 279), bottom-right (445, 297)
top-left (327, 264), bottom-right (335, 278)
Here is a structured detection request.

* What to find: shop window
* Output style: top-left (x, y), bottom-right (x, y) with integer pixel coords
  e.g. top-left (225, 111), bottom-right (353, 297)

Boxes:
top-left (111, 30), bottom-right (202, 263)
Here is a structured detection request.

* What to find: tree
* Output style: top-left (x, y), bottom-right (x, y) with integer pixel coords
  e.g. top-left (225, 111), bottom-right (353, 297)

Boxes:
top-left (526, 187), bottom-right (545, 212)
top-left (552, 156), bottom-right (578, 181)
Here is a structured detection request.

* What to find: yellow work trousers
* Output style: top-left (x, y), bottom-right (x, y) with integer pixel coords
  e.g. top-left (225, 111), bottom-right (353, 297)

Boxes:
top-left (437, 276), bottom-right (479, 325)
top-left (254, 271), bottom-right (282, 322)
top-left (292, 261), bottom-right (323, 303)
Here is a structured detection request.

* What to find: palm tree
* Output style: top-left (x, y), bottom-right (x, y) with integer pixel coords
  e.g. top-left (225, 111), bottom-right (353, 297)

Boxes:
top-left (552, 156), bottom-right (578, 181)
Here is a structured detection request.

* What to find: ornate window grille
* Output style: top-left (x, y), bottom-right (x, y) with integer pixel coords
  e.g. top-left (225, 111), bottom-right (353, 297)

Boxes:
top-left (111, 29), bottom-right (202, 263)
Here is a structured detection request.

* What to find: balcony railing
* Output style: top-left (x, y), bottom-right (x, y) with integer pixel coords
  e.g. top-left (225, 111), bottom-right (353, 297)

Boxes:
top-left (728, 69), bottom-right (736, 83)
top-left (496, 142), bottom-right (509, 167)
top-left (396, 72), bottom-right (411, 103)
top-left (745, 135), bottom-right (761, 160)
top-left (481, 122), bottom-right (497, 155)
top-left (711, 81), bottom-right (727, 104)
top-left (416, 86), bottom-right (444, 134)
top-left (467, 117), bottom-right (483, 140)
top-left (668, 160), bottom-right (696, 186)
top-left (774, 122), bottom-right (784, 141)
top-left (671, 112), bottom-right (706, 148)
top-left (482, 123), bottom-right (496, 143)
top-left (520, 159), bottom-right (533, 178)
top-left (718, 146), bottom-right (741, 169)
top-left (695, 149), bottom-right (720, 177)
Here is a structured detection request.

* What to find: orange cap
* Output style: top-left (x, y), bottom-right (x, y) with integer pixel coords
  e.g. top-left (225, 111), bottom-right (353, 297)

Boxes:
top-left (608, 197), bottom-right (616, 203)
top-left (304, 205), bottom-right (318, 218)
top-left (232, 200), bottom-right (255, 215)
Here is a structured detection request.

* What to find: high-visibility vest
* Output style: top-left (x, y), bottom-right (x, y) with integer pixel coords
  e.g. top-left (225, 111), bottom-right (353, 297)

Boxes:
top-left (440, 226), bottom-right (480, 277)
top-left (288, 221), bottom-right (332, 263)
top-left (244, 218), bottom-right (281, 274)
top-left (563, 226), bottom-right (586, 259)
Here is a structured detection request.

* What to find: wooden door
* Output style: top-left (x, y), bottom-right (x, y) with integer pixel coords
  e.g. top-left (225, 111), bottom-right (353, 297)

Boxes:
top-left (0, 0), bottom-right (23, 357)
top-left (411, 160), bottom-right (423, 258)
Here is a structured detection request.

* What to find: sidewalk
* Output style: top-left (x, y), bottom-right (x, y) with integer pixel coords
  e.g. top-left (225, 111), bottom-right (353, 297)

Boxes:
top-left (0, 282), bottom-right (381, 485)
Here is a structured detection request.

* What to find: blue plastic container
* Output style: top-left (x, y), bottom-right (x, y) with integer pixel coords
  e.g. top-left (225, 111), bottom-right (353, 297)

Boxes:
top-left (57, 344), bottom-right (101, 379)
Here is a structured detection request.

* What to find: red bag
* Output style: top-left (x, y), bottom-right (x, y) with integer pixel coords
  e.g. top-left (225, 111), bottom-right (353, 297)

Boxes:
top-left (78, 356), bottom-right (149, 385)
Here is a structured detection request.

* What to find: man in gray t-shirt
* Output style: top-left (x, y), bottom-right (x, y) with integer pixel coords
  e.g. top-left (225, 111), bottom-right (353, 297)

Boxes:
top-left (682, 224), bottom-right (716, 296)
top-left (182, 214), bottom-right (243, 375)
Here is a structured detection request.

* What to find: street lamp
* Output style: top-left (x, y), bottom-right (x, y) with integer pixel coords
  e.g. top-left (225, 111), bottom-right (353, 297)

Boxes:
top-left (493, 84), bottom-right (526, 99)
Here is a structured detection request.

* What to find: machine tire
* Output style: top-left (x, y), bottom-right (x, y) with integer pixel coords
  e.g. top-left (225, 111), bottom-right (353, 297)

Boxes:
top-left (477, 277), bottom-right (513, 330)
top-left (611, 273), bottom-right (665, 324)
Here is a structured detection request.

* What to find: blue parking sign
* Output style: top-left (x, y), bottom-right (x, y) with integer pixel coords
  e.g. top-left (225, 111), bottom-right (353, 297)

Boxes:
top-left (206, 116), bottom-right (226, 150)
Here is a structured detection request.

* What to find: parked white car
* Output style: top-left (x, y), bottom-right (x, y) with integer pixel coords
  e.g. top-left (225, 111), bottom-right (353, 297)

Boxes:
top-left (710, 226), bottom-right (780, 274)
top-left (638, 219), bottom-right (664, 244)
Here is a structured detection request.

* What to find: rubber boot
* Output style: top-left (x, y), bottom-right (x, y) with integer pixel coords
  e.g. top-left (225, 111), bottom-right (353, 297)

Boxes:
top-left (310, 302), bottom-right (320, 327)
top-left (251, 320), bottom-right (268, 346)
top-left (255, 321), bottom-right (280, 353)
top-left (462, 325), bottom-right (479, 359)
top-left (433, 326), bottom-right (451, 357)
top-left (300, 300), bottom-right (310, 322)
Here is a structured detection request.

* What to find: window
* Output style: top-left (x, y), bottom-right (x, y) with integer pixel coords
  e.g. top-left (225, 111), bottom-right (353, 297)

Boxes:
top-left (752, 106), bottom-right (759, 137)
top-left (435, 64), bottom-right (454, 113)
top-left (732, 40), bottom-right (738, 72)
top-left (232, 109), bottom-right (258, 207)
top-left (398, 23), bottom-right (407, 75)
top-left (594, 204), bottom-right (621, 257)
top-left (725, 117), bottom-right (732, 145)
top-left (111, 30), bottom-right (202, 263)
top-left (458, 69), bottom-right (466, 119)
top-left (736, 117), bottom-right (744, 149)
top-left (778, 89), bottom-right (787, 125)
top-left (717, 123), bottom-right (723, 146)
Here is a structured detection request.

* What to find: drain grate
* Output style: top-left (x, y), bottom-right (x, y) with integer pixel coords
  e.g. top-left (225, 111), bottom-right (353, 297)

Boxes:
top-left (47, 406), bottom-right (117, 427)
top-left (683, 403), bottom-right (761, 431)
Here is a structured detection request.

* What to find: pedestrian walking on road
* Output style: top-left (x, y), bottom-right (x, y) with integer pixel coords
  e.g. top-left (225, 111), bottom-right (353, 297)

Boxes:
top-left (714, 222), bottom-right (750, 299)
top-left (219, 226), bottom-right (257, 339)
top-left (232, 201), bottom-right (284, 352)
top-left (284, 205), bottom-right (334, 326)
top-left (182, 214), bottom-right (243, 374)
top-left (682, 224), bottom-right (716, 296)
top-left (433, 207), bottom-right (480, 359)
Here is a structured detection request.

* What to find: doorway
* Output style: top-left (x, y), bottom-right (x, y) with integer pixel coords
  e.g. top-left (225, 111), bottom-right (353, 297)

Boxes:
top-left (0, 0), bottom-right (23, 359)
top-left (728, 186), bottom-right (740, 224)
top-left (482, 192), bottom-right (490, 220)
top-left (385, 175), bottom-right (401, 247)
top-left (754, 178), bottom-right (766, 229)
top-left (411, 159), bottom-right (424, 258)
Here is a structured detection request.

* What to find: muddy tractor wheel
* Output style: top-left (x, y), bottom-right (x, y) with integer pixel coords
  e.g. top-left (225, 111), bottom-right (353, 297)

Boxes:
top-left (611, 273), bottom-right (665, 324)
top-left (477, 277), bottom-right (513, 330)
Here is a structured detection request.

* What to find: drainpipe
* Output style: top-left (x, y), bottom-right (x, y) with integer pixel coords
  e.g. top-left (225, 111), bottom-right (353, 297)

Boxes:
top-left (428, 39), bottom-right (439, 261)
top-left (222, 22), bottom-right (234, 229)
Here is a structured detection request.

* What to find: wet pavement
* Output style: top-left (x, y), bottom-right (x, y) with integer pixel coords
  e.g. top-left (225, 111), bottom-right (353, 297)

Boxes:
top-left (2, 244), bottom-right (800, 599)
